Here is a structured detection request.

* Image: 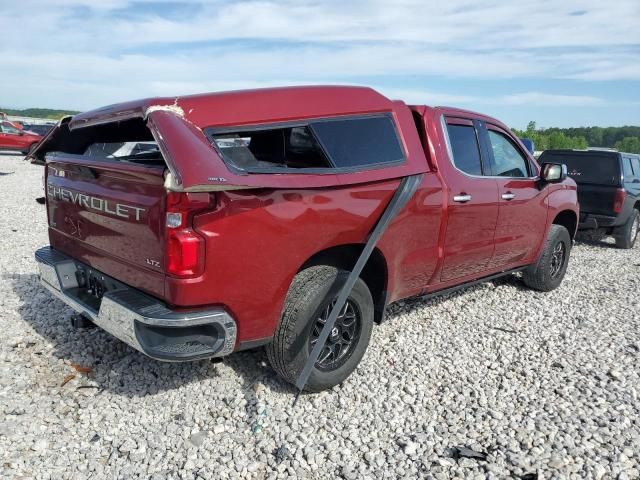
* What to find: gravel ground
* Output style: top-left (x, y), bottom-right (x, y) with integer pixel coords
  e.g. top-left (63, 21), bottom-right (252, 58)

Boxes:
top-left (0, 153), bottom-right (639, 479)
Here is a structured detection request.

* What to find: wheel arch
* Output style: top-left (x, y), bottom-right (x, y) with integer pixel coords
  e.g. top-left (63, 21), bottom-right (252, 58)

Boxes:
top-left (299, 244), bottom-right (388, 324)
top-left (552, 209), bottom-right (578, 240)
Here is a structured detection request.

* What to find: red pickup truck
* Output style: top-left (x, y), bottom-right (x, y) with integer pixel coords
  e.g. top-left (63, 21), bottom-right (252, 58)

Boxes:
top-left (31, 86), bottom-right (578, 391)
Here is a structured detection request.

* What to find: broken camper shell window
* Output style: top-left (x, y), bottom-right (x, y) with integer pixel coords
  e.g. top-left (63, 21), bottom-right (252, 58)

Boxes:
top-left (84, 141), bottom-right (161, 164)
top-left (207, 114), bottom-right (405, 174)
top-left (40, 118), bottom-right (166, 167)
top-left (211, 125), bottom-right (330, 171)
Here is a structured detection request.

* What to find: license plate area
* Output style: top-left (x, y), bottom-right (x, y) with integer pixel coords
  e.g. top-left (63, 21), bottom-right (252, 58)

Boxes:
top-left (75, 266), bottom-right (120, 301)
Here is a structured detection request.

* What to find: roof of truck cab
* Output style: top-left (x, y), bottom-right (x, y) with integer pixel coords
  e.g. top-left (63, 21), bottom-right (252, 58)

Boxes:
top-left (69, 86), bottom-right (401, 130)
top-left (433, 106), bottom-right (511, 126)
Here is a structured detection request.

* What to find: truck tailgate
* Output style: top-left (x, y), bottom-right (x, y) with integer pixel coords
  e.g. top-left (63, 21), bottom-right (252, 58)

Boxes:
top-left (575, 184), bottom-right (617, 215)
top-left (45, 157), bottom-right (167, 298)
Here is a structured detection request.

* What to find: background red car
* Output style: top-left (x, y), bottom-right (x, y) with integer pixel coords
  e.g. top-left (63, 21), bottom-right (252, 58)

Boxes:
top-left (0, 121), bottom-right (42, 154)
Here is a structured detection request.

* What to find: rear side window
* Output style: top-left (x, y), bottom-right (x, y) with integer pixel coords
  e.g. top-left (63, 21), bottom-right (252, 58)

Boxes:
top-left (311, 116), bottom-right (404, 168)
top-left (211, 126), bottom-right (330, 171)
top-left (623, 158), bottom-right (634, 179)
top-left (208, 114), bottom-right (404, 172)
top-left (487, 130), bottom-right (529, 177)
top-left (445, 124), bottom-right (483, 176)
top-left (632, 158), bottom-right (640, 177)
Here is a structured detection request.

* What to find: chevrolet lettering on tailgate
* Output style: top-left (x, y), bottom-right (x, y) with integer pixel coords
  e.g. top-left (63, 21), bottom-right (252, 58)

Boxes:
top-left (47, 184), bottom-right (145, 221)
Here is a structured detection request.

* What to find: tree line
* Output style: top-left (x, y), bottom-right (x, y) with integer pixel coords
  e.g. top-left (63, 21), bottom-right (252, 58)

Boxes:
top-left (1, 107), bottom-right (80, 120)
top-left (512, 122), bottom-right (640, 153)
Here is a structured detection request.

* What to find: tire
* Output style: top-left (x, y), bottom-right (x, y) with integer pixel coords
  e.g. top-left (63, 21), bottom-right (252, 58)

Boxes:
top-left (22, 143), bottom-right (37, 155)
top-left (523, 224), bottom-right (572, 292)
top-left (266, 265), bottom-right (374, 392)
top-left (614, 209), bottom-right (639, 249)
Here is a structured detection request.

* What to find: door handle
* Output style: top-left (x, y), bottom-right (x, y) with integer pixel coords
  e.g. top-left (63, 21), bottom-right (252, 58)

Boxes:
top-left (453, 194), bottom-right (472, 203)
top-left (501, 192), bottom-right (516, 200)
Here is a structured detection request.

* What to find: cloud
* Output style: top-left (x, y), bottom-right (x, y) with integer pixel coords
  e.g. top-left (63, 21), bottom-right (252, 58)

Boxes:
top-left (500, 92), bottom-right (605, 106)
top-left (0, 0), bottom-right (638, 113)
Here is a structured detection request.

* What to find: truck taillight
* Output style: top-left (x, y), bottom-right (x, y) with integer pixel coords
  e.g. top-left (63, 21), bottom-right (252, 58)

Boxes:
top-left (167, 229), bottom-right (204, 277)
top-left (165, 192), bottom-right (213, 277)
top-left (614, 188), bottom-right (626, 213)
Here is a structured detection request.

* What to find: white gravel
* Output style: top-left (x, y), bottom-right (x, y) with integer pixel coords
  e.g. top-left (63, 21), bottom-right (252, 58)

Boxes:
top-left (0, 154), bottom-right (639, 479)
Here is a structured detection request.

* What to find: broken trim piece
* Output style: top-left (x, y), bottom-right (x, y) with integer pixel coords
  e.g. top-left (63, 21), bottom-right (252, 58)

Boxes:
top-left (144, 101), bottom-right (185, 119)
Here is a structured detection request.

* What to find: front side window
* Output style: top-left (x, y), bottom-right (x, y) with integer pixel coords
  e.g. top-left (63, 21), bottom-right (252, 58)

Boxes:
top-left (208, 114), bottom-right (404, 172)
top-left (445, 124), bottom-right (483, 176)
top-left (488, 130), bottom-right (529, 177)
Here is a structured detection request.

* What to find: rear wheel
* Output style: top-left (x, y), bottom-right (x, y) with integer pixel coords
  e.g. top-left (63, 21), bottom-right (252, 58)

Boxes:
top-left (614, 209), bottom-right (639, 249)
top-left (266, 265), bottom-right (374, 392)
top-left (523, 224), bottom-right (571, 292)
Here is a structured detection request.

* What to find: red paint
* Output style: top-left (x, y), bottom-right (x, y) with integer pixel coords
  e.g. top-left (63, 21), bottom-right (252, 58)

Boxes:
top-left (0, 121), bottom-right (41, 152)
top-left (39, 87), bottom-right (578, 348)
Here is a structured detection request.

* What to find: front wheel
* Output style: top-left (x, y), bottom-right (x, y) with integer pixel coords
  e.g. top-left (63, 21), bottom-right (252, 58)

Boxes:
top-left (614, 209), bottom-right (639, 249)
top-left (266, 265), bottom-right (374, 392)
top-left (22, 143), bottom-right (37, 155)
top-left (523, 224), bottom-right (572, 292)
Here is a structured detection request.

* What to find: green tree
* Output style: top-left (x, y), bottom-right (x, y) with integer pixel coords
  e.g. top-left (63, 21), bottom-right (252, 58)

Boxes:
top-left (614, 137), bottom-right (640, 153)
top-left (512, 121), bottom-right (638, 152)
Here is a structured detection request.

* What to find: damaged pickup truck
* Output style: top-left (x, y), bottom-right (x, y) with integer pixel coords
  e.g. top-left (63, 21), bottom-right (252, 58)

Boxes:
top-left (31, 86), bottom-right (578, 391)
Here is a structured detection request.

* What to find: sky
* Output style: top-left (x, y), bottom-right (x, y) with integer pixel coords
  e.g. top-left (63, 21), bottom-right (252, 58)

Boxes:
top-left (1, 0), bottom-right (639, 129)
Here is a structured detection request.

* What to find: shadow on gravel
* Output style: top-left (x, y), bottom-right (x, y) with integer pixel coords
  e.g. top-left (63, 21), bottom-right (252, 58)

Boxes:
top-left (574, 231), bottom-right (619, 249)
top-left (385, 273), bottom-right (529, 318)
top-left (6, 273), bottom-right (292, 401)
top-left (6, 267), bottom-right (529, 405)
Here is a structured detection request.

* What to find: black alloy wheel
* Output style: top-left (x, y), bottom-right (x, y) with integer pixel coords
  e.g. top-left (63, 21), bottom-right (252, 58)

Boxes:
top-left (309, 298), bottom-right (362, 372)
top-left (549, 241), bottom-right (566, 279)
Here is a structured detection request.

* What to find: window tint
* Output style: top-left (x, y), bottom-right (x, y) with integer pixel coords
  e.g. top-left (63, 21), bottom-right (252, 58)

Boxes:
top-left (488, 130), bottom-right (529, 177)
top-left (212, 126), bottom-right (330, 171)
top-left (445, 124), bottom-right (483, 175)
top-left (539, 152), bottom-right (621, 185)
top-left (209, 115), bottom-right (404, 172)
top-left (632, 158), bottom-right (640, 177)
top-left (310, 116), bottom-right (404, 168)
top-left (623, 158), bottom-right (634, 179)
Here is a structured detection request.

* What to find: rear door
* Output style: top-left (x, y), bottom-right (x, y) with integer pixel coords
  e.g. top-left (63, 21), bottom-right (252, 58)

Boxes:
top-left (483, 124), bottom-right (547, 268)
top-left (439, 117), bottom-right (499, 282)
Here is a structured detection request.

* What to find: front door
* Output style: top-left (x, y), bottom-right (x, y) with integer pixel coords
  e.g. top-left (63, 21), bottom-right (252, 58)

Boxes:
top-left (0, 122), bottom-right (22, 149)
top-left (482, 124), bottom-right (547, 268)
top-left (439, 117), bottom-right (499, 282)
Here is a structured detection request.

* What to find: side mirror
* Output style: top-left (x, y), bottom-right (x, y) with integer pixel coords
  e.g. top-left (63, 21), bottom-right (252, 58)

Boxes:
top-left (540, 162), bottom-right (567, 183)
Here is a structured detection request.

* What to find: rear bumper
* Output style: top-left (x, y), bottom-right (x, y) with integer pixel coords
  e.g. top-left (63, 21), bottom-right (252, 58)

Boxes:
top-left (578, 213), bottom-right (618, 230)
top-left (34, 246), bottom-right (237, 361)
